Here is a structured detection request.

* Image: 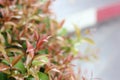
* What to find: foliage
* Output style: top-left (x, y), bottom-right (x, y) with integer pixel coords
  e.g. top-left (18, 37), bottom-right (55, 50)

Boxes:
top-left (0, 0), bottom-right (95, 80)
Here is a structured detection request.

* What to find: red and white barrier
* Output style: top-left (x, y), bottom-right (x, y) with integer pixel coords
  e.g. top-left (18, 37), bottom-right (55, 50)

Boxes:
top-left (64, 2), bottom-right (120, 32)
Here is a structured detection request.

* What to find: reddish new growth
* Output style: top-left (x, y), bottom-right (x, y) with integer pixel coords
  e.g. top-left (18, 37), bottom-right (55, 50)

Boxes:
top-left (0, 0), bottom-right (95, 80)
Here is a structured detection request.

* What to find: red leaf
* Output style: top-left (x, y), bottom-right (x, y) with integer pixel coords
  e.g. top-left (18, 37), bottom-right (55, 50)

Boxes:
top-left (26, 40), bottom-right (34, 58)
top-left (58, 75), bottom-right (63, 80)
top-left (42, 0), bottom-right (51, 13)
top-left (34, 31), bottom-right (39, 41)
top-left (0, 0), bottom-right (4, 6)
top-left (36, 36), bottom-right (51, 50)
top-left (63, 55), bottom-right (73, 64)
top-left (0, 63), bottom-right (9, 71)
top-left (11, 54), bottom-right (23, 66)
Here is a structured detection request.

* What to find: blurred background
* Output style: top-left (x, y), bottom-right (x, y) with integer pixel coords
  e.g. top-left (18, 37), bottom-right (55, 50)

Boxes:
top-left (51, 0), bottom-right (120, 80)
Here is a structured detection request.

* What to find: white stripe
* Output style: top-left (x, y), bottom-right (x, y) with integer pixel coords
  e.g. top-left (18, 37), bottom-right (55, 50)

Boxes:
top-left (63, 8), bottom-right (97, 32)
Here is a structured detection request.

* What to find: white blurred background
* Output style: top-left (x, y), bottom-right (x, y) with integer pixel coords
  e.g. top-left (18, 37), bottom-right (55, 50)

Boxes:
top-left (51, 0), bottom-right (120, 80)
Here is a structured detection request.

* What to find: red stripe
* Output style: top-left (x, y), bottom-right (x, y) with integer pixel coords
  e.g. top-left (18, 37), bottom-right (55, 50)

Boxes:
top-left (97, 3), bottom-right (120, 22)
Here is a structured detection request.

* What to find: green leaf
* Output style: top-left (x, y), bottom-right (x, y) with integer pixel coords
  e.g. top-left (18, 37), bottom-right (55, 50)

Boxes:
top-left (36, 9), bottom-right (43, 14)
top-left (26, 75), bottom-right (35, 80)
top-left (57, 28), bottom-right (67, 36)
top-left (38, 49), bottom-right (48, 54)
top-left (74, 24), bottom-right (81, 38)
top-left (38, 72), bottom-right (49, 80)
top-left (71, 47), bottom-right (78, 56)
top-left (0, 72), bottom-right (8, 80)
top-left (17, 5), bottom-right (22, 9)
top-left (32, 55), bottom-right (49, 66)
top-left (1, 59), bottom-right (9, 65)
top-left (43, 17), bottom-right (50, 28)
top-left (61, 47), bottom-right (71, 53)
top-left (22, 41), bottom-right (27, 50)
top-left (1, 32), bottom-right (9, 46)
top-left (39, 0), bottom-right (47, 3)
top-left (0, 33), bottom-right (5, 45)
top-left (14, 60), bottom-right (26, 74)
top-left (82, 37), bottom-right (95, 45)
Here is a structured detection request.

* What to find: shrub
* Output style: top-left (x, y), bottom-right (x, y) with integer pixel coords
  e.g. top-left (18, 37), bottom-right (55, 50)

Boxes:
top-left (0, 0), bottom-right (94, 80)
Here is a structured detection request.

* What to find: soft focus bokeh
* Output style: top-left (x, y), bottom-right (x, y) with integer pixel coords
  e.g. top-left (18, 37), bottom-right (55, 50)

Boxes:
top-left (51, 0), bottom-right (120, 80)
